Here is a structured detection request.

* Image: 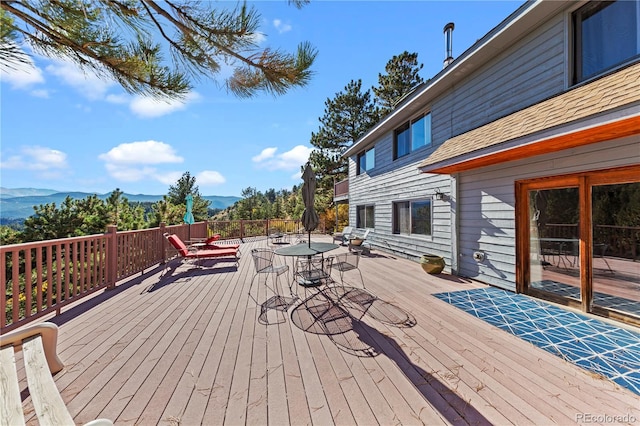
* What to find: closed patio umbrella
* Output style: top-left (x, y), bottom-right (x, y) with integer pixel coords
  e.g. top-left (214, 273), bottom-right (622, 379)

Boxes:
top-left (301, 162), bottom-right (319, 247)
top-left (184, 194), bottom-right (195, 240)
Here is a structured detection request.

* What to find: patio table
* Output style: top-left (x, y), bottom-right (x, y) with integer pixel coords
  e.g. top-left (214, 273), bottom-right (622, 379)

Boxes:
top-left (275, 242), bottom-right (339, 293)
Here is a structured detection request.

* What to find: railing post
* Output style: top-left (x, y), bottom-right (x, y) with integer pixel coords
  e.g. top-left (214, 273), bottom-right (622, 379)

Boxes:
top-left (240, 220), bottom-right (245, 240)
top-left (106, 225), bottom-right (118, 290)
top-left (160, 222), bottom-right (167, 264)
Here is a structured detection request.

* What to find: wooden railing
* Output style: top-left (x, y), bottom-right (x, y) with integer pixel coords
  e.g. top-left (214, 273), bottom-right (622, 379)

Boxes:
top-left (1, 218), bottom-right (322, 333)
top-left (334, 178), bottom-right (349, 199)
top-left (539, 223), bottom-right (639, 260)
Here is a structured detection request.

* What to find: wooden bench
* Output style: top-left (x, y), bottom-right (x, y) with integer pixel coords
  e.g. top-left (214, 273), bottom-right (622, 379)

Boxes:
top-left (0, 322), bottom-right (113, 426)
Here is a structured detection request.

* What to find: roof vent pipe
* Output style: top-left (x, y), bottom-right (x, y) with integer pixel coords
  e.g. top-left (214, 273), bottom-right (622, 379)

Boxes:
top-left (443, 22), bottom-right (454, 68)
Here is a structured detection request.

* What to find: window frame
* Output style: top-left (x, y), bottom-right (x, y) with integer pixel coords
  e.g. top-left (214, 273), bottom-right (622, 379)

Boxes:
top-left (572, 0), bottom-right (640, 85)
top-left (393, 112), bottom-right (432, 160)
top-left (357, 146), bottom-right (375, 175)
top-left (356, 204), bottom-right (375, 228)
top-left (392, 198), bottom-right (433, 236)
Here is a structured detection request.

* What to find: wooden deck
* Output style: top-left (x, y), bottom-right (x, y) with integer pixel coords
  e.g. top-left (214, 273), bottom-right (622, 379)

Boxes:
top-left (16, 236), bottom-right (639, 425)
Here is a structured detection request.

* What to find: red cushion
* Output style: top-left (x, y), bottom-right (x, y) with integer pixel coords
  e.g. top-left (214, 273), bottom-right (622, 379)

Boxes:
top-left (184, 247), bottom-right (238, 258)
top-left (167, 234), bottom-right (189, 256)
top-left (205, 234), bottom-right (221, 244)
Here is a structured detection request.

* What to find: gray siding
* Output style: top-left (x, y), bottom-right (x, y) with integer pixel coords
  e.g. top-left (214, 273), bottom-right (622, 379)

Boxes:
top-left (458, 136), bottom-right (640, 290)
top-left (347, 10), bottom-right (570, 270)
top-left (348, 144), bottom-right (454, 267)
top-left (432, 14), bottom-right (566, 145)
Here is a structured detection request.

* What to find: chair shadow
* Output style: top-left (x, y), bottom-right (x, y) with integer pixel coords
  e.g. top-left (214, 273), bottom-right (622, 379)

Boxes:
top-left (289, 287), bottom-right (490, 424)
top-left (145, 261), bottom-right (238, 293)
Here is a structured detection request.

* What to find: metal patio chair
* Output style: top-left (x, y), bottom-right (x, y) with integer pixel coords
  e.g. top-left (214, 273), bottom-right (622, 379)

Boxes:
top-left (249, 248), bottom-right (290, 304)
top-left (330, 251), bottom-right (365, 289)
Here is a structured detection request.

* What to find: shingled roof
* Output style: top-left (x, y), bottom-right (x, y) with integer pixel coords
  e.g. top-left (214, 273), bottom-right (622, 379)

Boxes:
top-left (418, 62), bottom-right (640, 173)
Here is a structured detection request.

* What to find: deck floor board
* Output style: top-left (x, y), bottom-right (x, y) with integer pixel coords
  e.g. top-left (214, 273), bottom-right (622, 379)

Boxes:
top-left (18, 235), bottom-right (639, 425)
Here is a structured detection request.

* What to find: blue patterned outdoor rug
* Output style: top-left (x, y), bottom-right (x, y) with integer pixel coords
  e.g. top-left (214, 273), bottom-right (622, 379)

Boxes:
top-left (434, 287), bottom-right (640, 396)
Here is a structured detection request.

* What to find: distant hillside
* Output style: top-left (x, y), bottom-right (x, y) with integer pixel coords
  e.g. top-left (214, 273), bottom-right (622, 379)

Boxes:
top-left (0, 189), bottom-right (240, 220)
top-left (0, 187), bottom-right (59, 197)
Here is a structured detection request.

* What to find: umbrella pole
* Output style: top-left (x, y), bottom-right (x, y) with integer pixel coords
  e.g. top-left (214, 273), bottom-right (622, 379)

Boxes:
top-left (308, 231), bottom-right (311, 248)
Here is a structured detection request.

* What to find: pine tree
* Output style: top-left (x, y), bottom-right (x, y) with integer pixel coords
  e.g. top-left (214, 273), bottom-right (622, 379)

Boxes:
top-left (372, 51), bottom-right (424, 116)
top-left (309, 79), bottom-right (379, 191)
top-left (1, 1), bottom-right (317, 99)
top-left (166, 172), bottom-right (209, 221)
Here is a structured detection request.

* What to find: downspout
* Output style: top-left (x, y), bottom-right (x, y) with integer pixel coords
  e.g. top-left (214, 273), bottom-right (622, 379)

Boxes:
top-left (450, 174), bottom-right (459, 275)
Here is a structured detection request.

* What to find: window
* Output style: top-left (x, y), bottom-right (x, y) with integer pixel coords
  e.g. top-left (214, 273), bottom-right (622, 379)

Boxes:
top-left (356, 205), bottom-right (375, 228)
top-left (393, 199), bottom-right (432, 235)
top-left (394, 113), bottom-right (431, 159)
top-left (357, 146), bottom-right (375, 175)
top-left (573, 0), bottom-right (640, 84)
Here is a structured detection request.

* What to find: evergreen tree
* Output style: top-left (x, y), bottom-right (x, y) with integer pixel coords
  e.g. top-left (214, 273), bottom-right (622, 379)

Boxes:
top-left (75, 194), bottom-right (111, 234)
top-left (0, 225), bottom-right (22, 245)
top-left (23, 196), bottom-right (89, 241)
top-left (236, 187), bottom-right (258, 220)
top-left (1, 1), bottom-right (317, 99)
top-left (372, 51), bottom-right (424, 116)
top-left (148, 197), bottom-right (183, 227)
top-left (309, 79), bottom-right (379, 191)
top-left (166, 172), bottom-right (210, 221)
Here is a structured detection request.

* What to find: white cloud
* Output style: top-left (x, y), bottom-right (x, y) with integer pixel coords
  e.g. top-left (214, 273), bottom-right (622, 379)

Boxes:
top-left (99, 140), bottom-right (188, 184)
top-left (129, 92), bottom-right (200, 118)
top-left (154, 171), bottom-right (184, 185)
top-left (252, 147), bottom-right (277, 162)
top-left (105, 94), bottom-right (129, 104)
top-left (45, 59), bottom-right (113, 100)
top-left (197, 170), bottom-right (226, 186)
top-left (0, 146), bottom-right (69, 180)
top-left (253, 145), bottom-right (313, 171)
top-left (0, 49), bottom-right (45, 89)
top-left (104, 164), bottom-right (159, 182)
top-left (247, 32), bottom-right (266, 45)
top-left (273, 19), bottom-right (292, 34)
top-left (99, 140), bottom-right (184, 165)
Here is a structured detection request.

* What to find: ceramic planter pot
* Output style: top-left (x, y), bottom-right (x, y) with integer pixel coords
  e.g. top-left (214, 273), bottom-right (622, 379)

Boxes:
top-left (349, 238), bottom-right (364, 246)
top-left (420, 254), bottom-right (445, 274)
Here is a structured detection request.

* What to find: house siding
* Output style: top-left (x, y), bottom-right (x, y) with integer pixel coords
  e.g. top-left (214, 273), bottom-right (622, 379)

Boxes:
top-left (432, 14), bottom-right (566, 145)
top-left (457, 136), bottom-right (640, 290)
top-left (348, 149), bottom-right (454, 266)
top-left (347, 8), bottom-right (570, 270)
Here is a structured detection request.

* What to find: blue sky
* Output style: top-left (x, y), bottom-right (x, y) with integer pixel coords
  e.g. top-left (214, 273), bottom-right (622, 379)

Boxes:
top-left (1, 1), bottom-right (522, 197)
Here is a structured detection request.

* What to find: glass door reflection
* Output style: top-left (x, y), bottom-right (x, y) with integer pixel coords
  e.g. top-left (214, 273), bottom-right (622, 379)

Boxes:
top-left (528, 187), bottom-right (581, 302)
top-left (591, 182), bottom-right (640, 318)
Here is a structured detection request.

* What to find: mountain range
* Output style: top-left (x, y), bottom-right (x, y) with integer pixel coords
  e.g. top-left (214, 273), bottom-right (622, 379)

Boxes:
top-left (0, 187), bottom-right (240, 220)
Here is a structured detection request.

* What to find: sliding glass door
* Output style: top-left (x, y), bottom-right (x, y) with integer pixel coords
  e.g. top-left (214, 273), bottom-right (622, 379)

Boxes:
top-left (591, 181), bottom-right (640, 318)
top-left (517, 166), bottom-right (640, 324)
top-left (528, 186), bottom-right (581, 303)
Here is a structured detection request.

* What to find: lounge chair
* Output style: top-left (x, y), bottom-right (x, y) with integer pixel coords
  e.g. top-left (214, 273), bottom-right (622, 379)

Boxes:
top-left (165, 233), bottom-right (240, 267)
top-left (0, 322), bottom-right (113, 426)
top-left (203, 234), bottom-right (240, 250)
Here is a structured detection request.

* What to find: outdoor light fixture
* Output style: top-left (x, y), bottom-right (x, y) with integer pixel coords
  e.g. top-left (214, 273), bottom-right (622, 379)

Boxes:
top-left (434, 190), bottom-right (445, 200)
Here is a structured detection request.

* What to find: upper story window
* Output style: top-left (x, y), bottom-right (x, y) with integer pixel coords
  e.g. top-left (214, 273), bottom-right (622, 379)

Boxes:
top-left (393, 112), bottom-right (431, 160)
top-left (357, 146), bottom-right (375, 175)
top-left (573, 0), bottom-right (640, 84)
